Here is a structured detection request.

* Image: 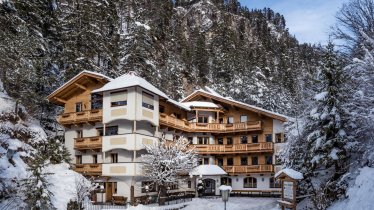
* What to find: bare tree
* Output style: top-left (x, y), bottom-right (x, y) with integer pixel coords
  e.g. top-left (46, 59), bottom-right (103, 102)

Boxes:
top-left (333, 0), bottom-right (374, 55)
top-left (67, 175), bottom-right (97, 210)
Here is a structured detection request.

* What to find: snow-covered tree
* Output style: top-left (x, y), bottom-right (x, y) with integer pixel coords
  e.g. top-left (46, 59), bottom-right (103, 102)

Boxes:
top-left (22, 149), bottom-right (55, 210)
top-left (285, 42), bottom-right (351, 209)
top-left (141, 137), bottom-right (197, 205)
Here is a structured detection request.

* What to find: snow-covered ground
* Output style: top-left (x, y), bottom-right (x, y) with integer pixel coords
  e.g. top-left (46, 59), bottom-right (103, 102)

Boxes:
top-left (105, 197), bottom-right (279, 210)
top-left (329, 167), bottom-right (374, 210)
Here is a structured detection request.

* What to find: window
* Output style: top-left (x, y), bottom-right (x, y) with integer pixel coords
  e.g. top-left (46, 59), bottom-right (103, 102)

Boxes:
top-left (217, 158), bottom-right (223, 166)
top-left (198, 157), bottom-right (209, 165)
top-left (269, 177), bottom-right (281, 188)
top-left (265, 134), bottom-right (273, 142)
top-left (159, 105), bottom-right (165, 113)
top-left (243, 177), bottom-right (257, 188)
top-left (227, 158), bottom-right (233, 166)
top-left (227, 137), bottom-right (233, 145)
top-left (252, 135), bottom-right (258, 143)
top-left (227, 117), bottom-right (234, 124)
top-left (266, 155), bottom-right (273, 164)
top-left (198, 137), bottom-right (209, 144)
top-left (76, 130), bottom-right (83, 138)
top-left (219, 118), bottom-right (224, 124)
top-left (111, 153), bottom-right (118, 163)
top-left (188, 181), bottom-right (192, 188)
top-left (241, 157), bottom-right (248, 165)
top-left (275, 133), bottom-right (283, 143)
top-left (106, 126), bottom-right (118, 136)
top-left (92, 154), bottom-right (97, 164)
top-left (97, 128), bottom-right (104, 136)
top-left (76, 102), bottom-right (83, 112)
top-left (111, 91), bottom-right (127, 107)
top-left (76, 155), bottom-right (82, 164)
top-left (240, 136), bottom-right (248, 144)
top-left (141, 181), bottom-right (156, 193)
top-left (142, 92), bottom-right (154, 110)
top-left (198, 115), bottom-right (208, 124)
top-left (252, 156), bottom-right (258, 165)
top-left (221, 177), bottom-right (232, 186)
top-left (91, 94), bottom-right (103, 110)
top-left (240, 115), bottom-right (248, 122)
top-left (217, 137), bottom-right (224, 145)
top-left (188, 137), bottom-right (193, 144)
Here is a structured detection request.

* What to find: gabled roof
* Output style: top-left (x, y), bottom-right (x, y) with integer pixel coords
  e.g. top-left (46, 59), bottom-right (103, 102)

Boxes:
top-left (181, 88), bottom-right (288, 122)
top-left (47, 70), bottom-right (112, 105)
top-left (92, 72), bottom-right (168, 99)
top-left (182, 101), bottom-right (220, 109)
top-left (275, 168), bottom-right (303, 180)
top-left (189, 165), bottom-right (227, 176)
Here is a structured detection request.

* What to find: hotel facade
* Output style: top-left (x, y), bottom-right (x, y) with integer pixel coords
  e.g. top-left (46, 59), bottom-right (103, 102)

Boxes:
top-left (47, 71), bottom-right (287, 204)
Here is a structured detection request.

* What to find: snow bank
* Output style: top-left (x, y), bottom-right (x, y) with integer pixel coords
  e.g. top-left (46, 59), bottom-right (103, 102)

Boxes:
top-left (135, 21), bottom-right (151, 30)
top-left (329, 167), bottom-right (374, 210)
top-left (275, 168), bottom-right (303, 180)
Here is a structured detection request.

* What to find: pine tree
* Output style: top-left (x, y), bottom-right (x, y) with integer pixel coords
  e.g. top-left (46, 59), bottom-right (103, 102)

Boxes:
top-left (290, 42), bottom-right (350, 209)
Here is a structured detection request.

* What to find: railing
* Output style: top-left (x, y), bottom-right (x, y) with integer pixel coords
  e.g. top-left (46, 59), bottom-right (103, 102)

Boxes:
top-left (74, 163), bottom-right (102, 175)
top-left (159, 113), bottom-right (262, 133)
top-left (74, 136), bottom-right (102, 150)
top-left (194, 142), bottom-right (273, 154)
top-left (222, 165), bottom-right (274, 174)
top-left (58, 109), bottom-right (103, 125)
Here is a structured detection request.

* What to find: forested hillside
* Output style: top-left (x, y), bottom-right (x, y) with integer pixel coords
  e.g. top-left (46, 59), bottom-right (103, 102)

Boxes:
top-left (0, 0), bottom-right (322, 124)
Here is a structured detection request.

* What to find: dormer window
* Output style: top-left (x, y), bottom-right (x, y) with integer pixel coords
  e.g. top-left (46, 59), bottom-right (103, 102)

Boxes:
top-left (142, 92), bottom-right (154, 110)
top-left (111, 90), bottom-right (127, 107)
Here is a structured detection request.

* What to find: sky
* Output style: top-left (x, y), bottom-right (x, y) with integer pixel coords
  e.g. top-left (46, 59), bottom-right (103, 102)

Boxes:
top-left (239, 0), bottom-right (348, 44)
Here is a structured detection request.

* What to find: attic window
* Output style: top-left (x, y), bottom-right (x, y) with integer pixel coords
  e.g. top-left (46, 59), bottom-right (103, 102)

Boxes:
top-left (111, 90), bottom-right (127, 107)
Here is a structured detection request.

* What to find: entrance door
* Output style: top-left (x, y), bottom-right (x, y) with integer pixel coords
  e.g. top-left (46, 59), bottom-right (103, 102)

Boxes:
top-left (203, 179), bottom-right (216, 196)
top-left (106, 182), bottom-right (113, 202)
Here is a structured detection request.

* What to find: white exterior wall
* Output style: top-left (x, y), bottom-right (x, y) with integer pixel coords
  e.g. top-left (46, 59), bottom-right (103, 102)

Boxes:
top-left (230, 174), bottom-right (273, 191)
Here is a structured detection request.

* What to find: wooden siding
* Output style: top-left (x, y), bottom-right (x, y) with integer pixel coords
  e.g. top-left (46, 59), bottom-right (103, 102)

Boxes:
top-left (58, 109), bottom-right (102, 125)
top-left (74, 163), bottom-right (102, 175)
top-left (74, 136), bottom-right (102, 150)
top-left (193, 142), bottom-right (273, 154)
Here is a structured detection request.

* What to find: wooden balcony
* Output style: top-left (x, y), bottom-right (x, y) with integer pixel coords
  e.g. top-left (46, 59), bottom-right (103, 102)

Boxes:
top-left (159, 113), bottom-right (262, 133)
top-left (58, 109), bottom-right (102, 126)
top-left (74, 163), bottom-right (102, 175)
top-left (222, 165), bottom-right (274, 174)
top-left (74, 136), bottom-right (102, 151)
top-left (194, 142), bottom-right (273, 154)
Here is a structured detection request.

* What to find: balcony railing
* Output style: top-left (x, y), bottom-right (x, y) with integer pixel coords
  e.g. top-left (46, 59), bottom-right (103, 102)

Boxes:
top-left (74, 136), bottom-right (102, 150)
top-left (159, 113), bottom-right (262, 133)
top-left (222, 165), bottom-right (273, 174)
top-left (74, 163), bottom-right (102, 175)
top-left (58, 109), bottom-right (102, 125)
top-left (194, 142), bottom-right (273, 154)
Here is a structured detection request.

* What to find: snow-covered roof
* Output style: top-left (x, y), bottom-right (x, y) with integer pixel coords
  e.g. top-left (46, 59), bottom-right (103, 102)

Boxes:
top-left (182, 101), bottom-right (220, 109)
top-left (189, 165), bottom-right (227, 176)
top-left (167, 98), bottom-right (191, 111)
top-left (218, 185), bottom-right (233, 192)
top-left (47, 70), bottom-right (112, 102)
top-left (275, 168), bottom-right (303, 180)
top-left (92, 72), bottom-right (168, 98)
top-left (181, 88), bottom-right (288, 121)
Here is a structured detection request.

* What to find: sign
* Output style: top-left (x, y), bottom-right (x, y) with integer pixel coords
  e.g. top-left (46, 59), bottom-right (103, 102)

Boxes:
top-left (283, 181), bottom-right (294, 200)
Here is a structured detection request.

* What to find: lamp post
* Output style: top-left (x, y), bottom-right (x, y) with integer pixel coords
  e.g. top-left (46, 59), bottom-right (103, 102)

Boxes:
top-left (100, 184), bottom-right (104, 207)
top-left (219, 185), bottom-right (231, 210)
top-left (145, 185), bottom-right (149, 205)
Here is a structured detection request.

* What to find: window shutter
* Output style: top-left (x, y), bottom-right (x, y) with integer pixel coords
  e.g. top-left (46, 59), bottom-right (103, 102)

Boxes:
top-left (110, 91), bottom-right (127, 102)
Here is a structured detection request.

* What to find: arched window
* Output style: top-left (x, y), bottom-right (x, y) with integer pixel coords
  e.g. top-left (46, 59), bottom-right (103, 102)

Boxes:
top-left (269, 177), bottom-right (281, 188)
top-left (243, 177), bottom-right (257, 188)
top-left (221, 177), bottom-right (232, 186)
